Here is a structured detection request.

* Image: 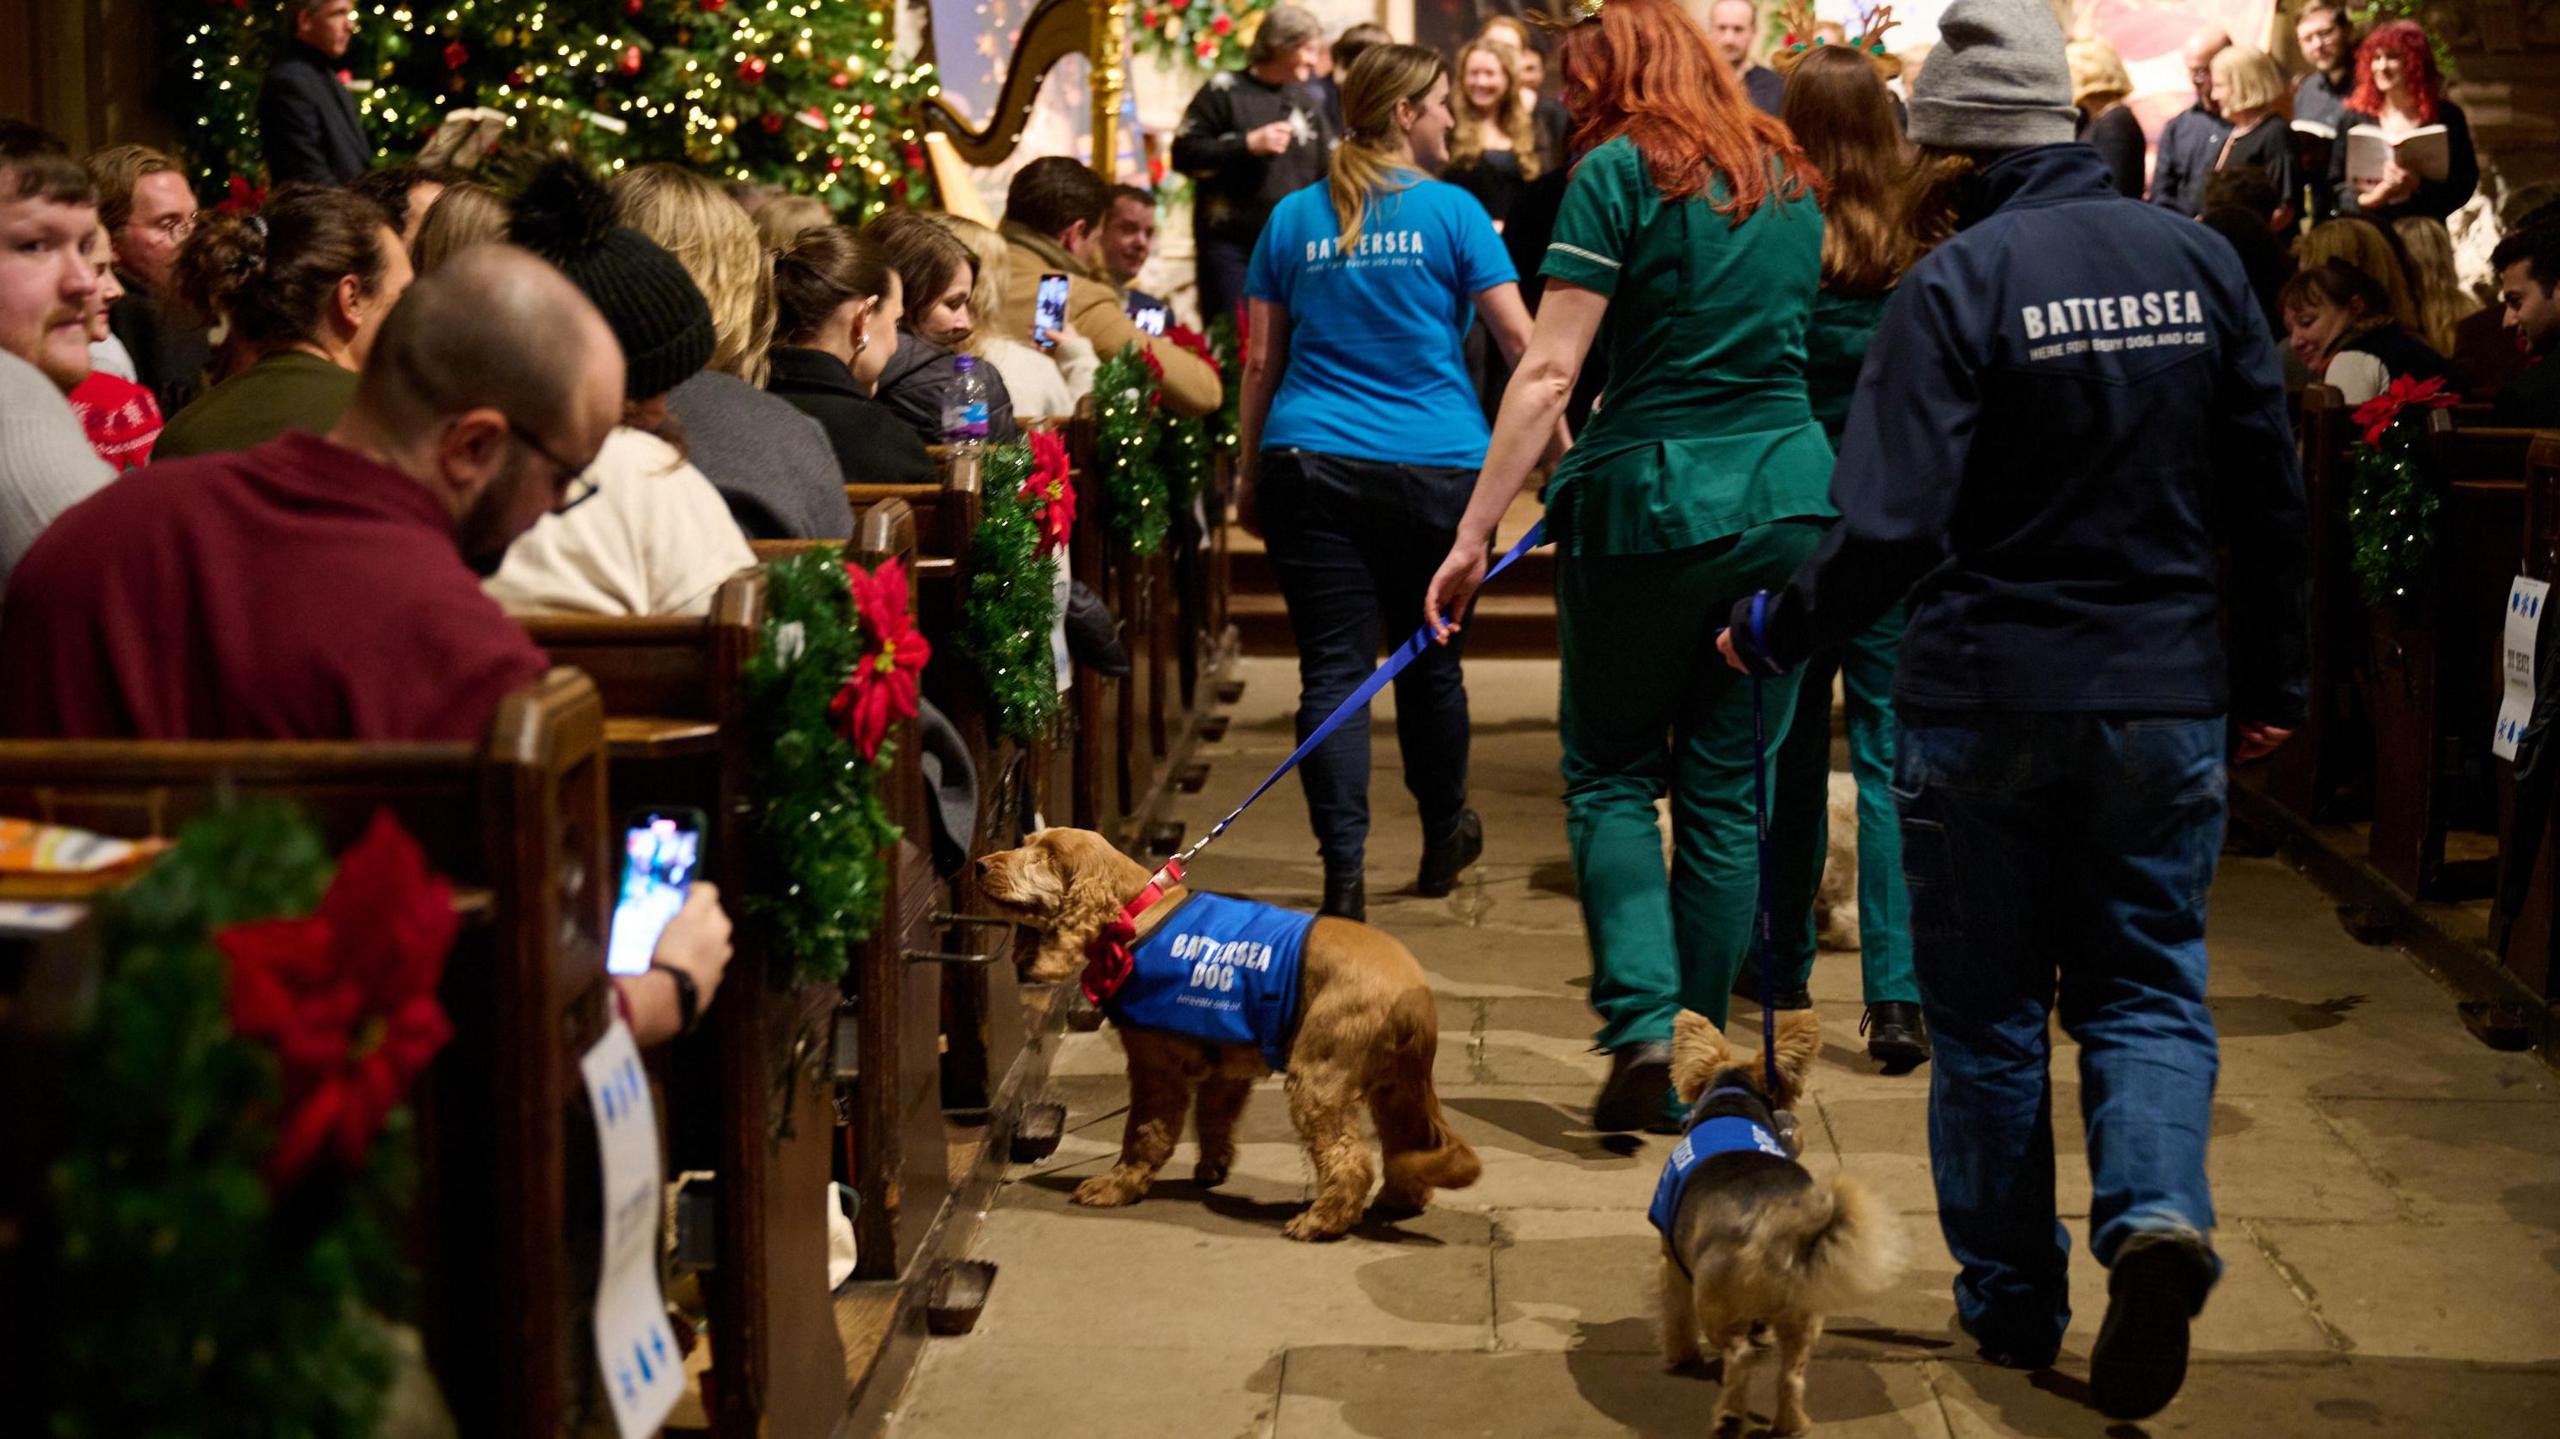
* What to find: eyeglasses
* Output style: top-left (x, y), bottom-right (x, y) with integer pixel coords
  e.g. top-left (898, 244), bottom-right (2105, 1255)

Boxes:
top-left (142, 211), bottom-right (201, 243)
top-left (506, 421), bottom-right (602, 514)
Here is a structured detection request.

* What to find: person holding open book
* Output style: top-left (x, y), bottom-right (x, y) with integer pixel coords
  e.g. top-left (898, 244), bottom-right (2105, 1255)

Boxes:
top-left (2327, 20), bottom-right (2477, 227)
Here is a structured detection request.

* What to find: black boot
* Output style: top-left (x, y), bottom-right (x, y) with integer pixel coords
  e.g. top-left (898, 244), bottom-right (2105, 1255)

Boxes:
top-left (1320, 870), bottom-right (1366, 922)
top-left (1415, 809), bottom-right (1484, 897)
top-left (2090, 1232), bottom-right (2216, 1420)
top-left (1861, 1001), bottom-right (1931, 1074)
top-left (1591, 1040), bottom-right (1673, 1134)
top-left (1732, 965), bottom-right (1812, 1011)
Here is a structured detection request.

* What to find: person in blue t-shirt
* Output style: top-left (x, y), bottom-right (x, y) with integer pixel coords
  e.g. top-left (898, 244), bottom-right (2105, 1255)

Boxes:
top-left (1239, 42), bottom-right (1540, 922)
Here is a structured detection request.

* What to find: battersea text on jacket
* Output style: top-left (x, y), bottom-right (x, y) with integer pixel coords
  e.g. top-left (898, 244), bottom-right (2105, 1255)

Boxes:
top-left (1740, 143), bottom-right (2308, 729)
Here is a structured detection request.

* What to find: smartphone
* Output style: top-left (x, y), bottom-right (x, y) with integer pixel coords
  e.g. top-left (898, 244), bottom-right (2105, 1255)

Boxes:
top-left (608, 807), bottom-right (705, 977)
top-left (1033, 272), bottom-right (1071, 347)
top-left (1128, 303), bottom-right (1168, 337)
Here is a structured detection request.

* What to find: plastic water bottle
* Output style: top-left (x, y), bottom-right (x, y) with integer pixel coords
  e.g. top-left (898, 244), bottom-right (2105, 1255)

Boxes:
top-left (942, 354), bottom-right (991, 452)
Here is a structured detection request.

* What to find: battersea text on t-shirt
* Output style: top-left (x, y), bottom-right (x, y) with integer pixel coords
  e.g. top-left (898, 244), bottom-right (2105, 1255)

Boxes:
top-left (1245, 175), bottom-right (1516, 470)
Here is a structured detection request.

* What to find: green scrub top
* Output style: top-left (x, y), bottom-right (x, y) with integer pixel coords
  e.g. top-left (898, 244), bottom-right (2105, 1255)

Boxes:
top-left (1540, 136), bottom-right (1836, 556)
top-left (1805, 288), bottom-right (1891, 445)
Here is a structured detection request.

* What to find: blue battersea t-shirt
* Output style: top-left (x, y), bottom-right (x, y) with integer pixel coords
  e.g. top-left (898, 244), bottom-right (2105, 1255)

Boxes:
top-left (1105, 892), bottom-right (1315, 1070)
top-left (1245, 174), bottom-right (1517, 469)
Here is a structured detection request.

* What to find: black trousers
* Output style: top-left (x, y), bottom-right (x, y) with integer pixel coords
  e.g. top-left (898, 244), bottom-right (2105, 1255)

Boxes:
top-left (1257, 447), bottom-right (1477, 878)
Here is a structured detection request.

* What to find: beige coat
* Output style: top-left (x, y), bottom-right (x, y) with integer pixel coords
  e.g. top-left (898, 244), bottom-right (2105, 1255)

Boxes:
top-left (998, 222), bottom-right (1221, 418)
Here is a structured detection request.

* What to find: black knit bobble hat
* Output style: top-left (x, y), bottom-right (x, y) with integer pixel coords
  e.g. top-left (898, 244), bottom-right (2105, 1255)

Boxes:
top-left (508, 159), bottom-right (715, 401)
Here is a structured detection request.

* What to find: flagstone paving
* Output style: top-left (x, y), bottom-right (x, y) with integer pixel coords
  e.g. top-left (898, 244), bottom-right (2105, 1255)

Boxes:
top-left (886, 658), bottom-right (2560, 1438)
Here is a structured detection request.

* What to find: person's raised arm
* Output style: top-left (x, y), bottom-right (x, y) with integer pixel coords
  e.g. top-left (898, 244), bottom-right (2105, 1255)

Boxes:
top-left (1422, 280), bottom-right (1604, 638)
top-left (1236, 297), bottom-right (1291, 535)
top-left (615, 883), bottom-right (734, 1046)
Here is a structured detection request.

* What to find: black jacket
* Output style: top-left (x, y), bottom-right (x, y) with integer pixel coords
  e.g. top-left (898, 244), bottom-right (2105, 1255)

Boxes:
top-left (1172, 71), bottom-right (1336, 247)
top-left (2219, 114), bottom-right (2302, 218)
top-left (2081, 104), bottom-right (2145, 199)
top-left (766, 346), bottom-right (940, 488)
top-left (259, 42), bottom-right (372, 187)
top-left (2148, 104), bottom-right (2232, 218)
top-left (1733, 144), bottom-right (2307, 728)
top-left (2330, 99), bottom-right (2480, 225)
top-left (874, 332), bottom-right (1019, 448)
top-left (106, 275), bottom-right (212, 417)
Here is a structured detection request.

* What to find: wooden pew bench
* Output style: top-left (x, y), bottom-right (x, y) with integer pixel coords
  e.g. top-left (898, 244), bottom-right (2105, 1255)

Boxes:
top-left (0, 670), bottom-right (610, 1436)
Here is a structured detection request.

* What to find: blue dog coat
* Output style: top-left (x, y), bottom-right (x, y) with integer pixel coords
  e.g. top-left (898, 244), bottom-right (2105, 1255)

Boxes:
top-left (1102, 892), bottom-right (1314, 1070)
top-left (1647, 1093), bottom-right (1791, 1243)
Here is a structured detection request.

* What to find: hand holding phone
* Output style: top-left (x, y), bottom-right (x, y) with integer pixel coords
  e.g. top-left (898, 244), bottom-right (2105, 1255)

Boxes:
top-left (609, 808), bottom-right (705, 977)
top-left (1033, 272), bottom-right (1071, 349)
top-left (1128, 302), bottom-right (1168, 337)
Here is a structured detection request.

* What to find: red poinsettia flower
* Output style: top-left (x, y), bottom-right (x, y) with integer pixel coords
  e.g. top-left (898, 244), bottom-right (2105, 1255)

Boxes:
top-left (218, 175), bottom-right (268, 215)
top-left (830, 557), bottom-right (932, 760)
top-left (1163, 322), bottom-right (1216, 365)
top-left (2351, 373), bottom-right (2459, 448)
top-left (219, 811), bottom-right (458, 1187)
top-left (1213, 14), bottom-right (1234, 36)
top-left (1138, 344), bottom-right (1166, 384)
top-left (1022, 429), bottom-right (1077, 554)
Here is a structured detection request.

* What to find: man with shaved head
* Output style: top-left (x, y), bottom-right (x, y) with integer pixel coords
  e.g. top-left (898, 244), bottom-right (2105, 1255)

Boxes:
top-left (2149, 23), bottom-right (2234, 217)
top-left (1, 244), bottom-right (625, 740)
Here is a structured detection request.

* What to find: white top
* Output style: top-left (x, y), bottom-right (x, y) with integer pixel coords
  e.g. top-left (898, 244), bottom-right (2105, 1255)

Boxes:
top-left (984, 334), bottom-right (1096, 420)
top-left (2326, 351), bottom-right (2390, 406)
top-left (88, 334), bottom-right (137, 383)
top-left (485, 426), bottom-right (756, 618)
top-left (0, 350), bottom-right (114, 601)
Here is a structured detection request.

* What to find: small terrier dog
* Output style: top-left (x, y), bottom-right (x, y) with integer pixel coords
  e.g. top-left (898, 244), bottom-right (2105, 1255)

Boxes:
top-left (975, 828), bottom-right (1480, 1241)
top-left (1655, 1010), bottom-right (1905, 1435)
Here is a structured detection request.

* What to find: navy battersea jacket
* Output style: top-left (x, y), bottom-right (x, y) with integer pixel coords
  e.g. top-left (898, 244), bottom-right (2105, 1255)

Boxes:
top-left (1732, 144), bottom-right (2307, 728)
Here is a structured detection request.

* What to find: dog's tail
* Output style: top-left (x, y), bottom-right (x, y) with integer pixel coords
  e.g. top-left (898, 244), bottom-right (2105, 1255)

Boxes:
top-left (1373, 988), bottom-right (1482, 1195)
top-left (1794, 1174), bottom-right (1908, 1315)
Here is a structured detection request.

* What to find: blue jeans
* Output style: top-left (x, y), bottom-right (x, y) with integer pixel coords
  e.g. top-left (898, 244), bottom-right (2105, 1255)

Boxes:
top-left (1893, 711), bottom-right (2227, 1357)
top-left (1257, 448), bottom-right (1475, 878)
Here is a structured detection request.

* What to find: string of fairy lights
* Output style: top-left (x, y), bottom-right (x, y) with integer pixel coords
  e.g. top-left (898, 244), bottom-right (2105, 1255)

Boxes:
top-left (170, 0), bottom-right (939, 212)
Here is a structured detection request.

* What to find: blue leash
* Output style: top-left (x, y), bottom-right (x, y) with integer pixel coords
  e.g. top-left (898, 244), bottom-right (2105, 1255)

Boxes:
top-left (1168, 520), bottom-right (1549, 870)
top-left (1747, 592), bottom-right (1780, 1096)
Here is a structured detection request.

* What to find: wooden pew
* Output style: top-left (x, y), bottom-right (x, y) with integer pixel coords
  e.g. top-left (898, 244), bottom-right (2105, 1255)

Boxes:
top-left (0, 670), bottom-right (611, 1436)
top-left (2493, 433), bottom-right (2560, 1003)
top-left (2265, 385), bottom-right (2366, 825)
top-left (2364, 414), bottom-right (2533, 899)
top-left (518, 575), bottom-right (848, 1439)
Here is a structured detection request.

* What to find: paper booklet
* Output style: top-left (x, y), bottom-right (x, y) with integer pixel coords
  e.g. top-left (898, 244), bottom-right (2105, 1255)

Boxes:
top-left (2291, 118), bottom-right (2337, 141)
top-left (418, 107), bottom-right (510, 171)
top-left (2344, 123), bottom-right (2451, 194)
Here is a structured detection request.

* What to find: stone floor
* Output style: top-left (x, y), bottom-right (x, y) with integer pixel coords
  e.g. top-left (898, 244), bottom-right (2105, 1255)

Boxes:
top-left (885, 658), bottom-right (2560, 1438)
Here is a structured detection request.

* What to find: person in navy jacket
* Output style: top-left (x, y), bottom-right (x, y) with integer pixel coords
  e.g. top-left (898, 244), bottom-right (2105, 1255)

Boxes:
top-left (260, 0), bottom-right (373, 187)
top-left (1720, 0), bottom-right (2305, 1423)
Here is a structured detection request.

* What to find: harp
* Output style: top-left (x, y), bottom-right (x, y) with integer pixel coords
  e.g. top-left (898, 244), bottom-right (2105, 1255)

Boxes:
top-left (919, 0), bottom-right (1132, 173)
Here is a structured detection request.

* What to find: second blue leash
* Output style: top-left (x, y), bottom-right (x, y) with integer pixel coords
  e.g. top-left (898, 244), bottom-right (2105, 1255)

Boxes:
top-left (1748, 591), bottom-right (1780, 1096)
top-left (1169, 519), bottom-right (1550, 869)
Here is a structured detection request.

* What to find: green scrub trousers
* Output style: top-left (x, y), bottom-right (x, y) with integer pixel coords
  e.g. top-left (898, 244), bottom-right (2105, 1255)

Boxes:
top-left (1558, 517), bottom-right (1827, 1047)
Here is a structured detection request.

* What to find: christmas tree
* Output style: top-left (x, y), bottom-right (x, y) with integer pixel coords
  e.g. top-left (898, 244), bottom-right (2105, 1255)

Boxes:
top-left (165, 0), bottom-right (937, 215)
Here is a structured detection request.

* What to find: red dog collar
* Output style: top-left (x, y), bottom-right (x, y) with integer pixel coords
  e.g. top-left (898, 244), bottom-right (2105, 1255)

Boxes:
top-left (1081, 859), bottom-right (1185, 1004)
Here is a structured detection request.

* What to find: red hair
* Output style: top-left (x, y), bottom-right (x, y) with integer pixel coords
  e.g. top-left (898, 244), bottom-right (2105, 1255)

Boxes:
top-left (2349, 20), bottom-right (2444, 124)
top-left (1553, 0), bottom-right (1817, 223)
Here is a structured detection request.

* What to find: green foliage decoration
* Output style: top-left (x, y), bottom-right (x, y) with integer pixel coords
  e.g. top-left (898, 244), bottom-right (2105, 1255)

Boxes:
top-left (1095, 344), bottom-right (1171, 556)
top-left (961, 441), bottom-right (1063, 743)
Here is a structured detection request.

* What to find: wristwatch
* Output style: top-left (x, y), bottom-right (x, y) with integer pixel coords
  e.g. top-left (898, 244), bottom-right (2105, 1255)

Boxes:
top-left (651, 961), bottom-right (702, 1035)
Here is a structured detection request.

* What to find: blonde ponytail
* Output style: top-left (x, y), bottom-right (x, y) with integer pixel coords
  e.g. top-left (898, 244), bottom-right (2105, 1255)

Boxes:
top-left (1327, 43), bottom-right (1447, 252)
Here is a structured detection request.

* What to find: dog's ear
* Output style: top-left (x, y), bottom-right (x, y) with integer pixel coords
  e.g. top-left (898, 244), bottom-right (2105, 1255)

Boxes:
top-left (1051, 830), bottom-right (1137, 942)
top-left (1772, 1009), bottom-right (1823, 1106)
top-left (1669, 1010), bottom-right (1730, 1106)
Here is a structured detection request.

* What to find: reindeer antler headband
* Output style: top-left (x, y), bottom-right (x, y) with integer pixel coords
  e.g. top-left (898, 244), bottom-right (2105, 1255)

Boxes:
top-left (1772, 2), bottom-right (1903, 81)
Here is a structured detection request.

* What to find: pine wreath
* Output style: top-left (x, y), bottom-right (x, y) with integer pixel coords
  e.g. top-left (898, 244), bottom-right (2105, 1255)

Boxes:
top-left (2345, 374), bottom-right (2460, 606)
top-left (962, 440), bottom-right (1063, 743)
top-left (742, 548), bottom-right (909, 983)
top-left (1095, 344), bottom-right (1171, 555)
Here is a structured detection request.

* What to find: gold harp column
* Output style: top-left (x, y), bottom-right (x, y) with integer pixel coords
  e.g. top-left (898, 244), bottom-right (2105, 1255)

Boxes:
top-left (1090, 0), bottom-right (1130, 176)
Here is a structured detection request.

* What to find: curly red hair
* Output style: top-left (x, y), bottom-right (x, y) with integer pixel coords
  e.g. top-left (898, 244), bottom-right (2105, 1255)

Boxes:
top-left (2349, 19), bottom-right (2444, 125)
top-left (1553, 0), bottom-right (1817, 224)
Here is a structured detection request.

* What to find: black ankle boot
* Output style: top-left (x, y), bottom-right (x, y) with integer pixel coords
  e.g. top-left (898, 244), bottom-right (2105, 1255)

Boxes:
top-left (1320, 871), bottom-right (1366, 922)
top-left (1861, 1001), bottom-right (1931, 1074)
top-left (1731, 965), bottom-right (1812, 1011)
top-left (1591, 1040), bottom-right (1673, 1134)
top-left (1415, 809), bottom-right (1484, 897)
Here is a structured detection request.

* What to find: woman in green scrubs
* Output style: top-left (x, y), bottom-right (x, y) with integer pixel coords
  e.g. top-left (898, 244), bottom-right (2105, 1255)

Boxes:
top-left (1424, 0), bottom-right (1832, 1132)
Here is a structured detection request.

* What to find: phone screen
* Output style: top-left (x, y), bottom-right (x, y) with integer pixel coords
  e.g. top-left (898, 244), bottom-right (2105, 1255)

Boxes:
top-left (1034, 273), bottom-right (1071, 346)
top-left (608, 809), bottom-right (703, 977)
top-left (1129, 304), bottom-right (1168, 337)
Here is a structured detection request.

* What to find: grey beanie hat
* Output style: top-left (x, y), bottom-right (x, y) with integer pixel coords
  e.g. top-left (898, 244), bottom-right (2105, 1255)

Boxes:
top-left (1907, 0), bottom-right (2081, 152)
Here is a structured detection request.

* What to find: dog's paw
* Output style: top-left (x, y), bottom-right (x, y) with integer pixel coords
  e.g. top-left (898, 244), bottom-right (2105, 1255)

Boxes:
top-left (1371, 1184), bottom-right (1429, 1218)
top-left (1769, 1409), bottom-right (1811, 1437)
top-left (1282, 1210), bottom-right (1352, 1242)
top-left (1192, 1159), bottom-right (1230, 1188)
top-left (1071, 1175), bottom-right (1142, 1208)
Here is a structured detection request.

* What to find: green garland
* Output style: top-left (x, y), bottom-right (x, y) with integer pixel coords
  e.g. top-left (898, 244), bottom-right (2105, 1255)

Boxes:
top-left (1156, 414), bottom-right (1213, 510)
top-left (961, 441), bottom-right (1063, 743)
top-left (743, 548), bottom-right (904, 983)
top-left (1095, 345), bottom-right (1171, 556)
top-left (39, 805), bottom-right (415, 1437)
top-left (2348, 417), bottom-right (2440, 605)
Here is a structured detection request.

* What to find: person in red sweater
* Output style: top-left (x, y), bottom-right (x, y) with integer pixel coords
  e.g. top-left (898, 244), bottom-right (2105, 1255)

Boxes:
top-left (67, 222), bottom-right (161, 471)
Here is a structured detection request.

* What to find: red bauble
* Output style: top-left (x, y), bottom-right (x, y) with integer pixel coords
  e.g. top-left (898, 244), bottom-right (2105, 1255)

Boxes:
top-left (506, 68), bottom-right (528, 87)
top-left (760, 112), bottom-right (785, 132)
top-left (620, 45), bottom-right (643, 75)
top-left (625, 0), bottom-right (642, 11)
top-left (699, 0), bottom-right (725, 10)
top-left (738, 54), bottom-right (767, 83)
top-left (443, 41), bottom-right (469, 70)
top-left (829, 69), bottom-right (851, 88)
top-left (1212, 14), bottom-right (1232, 35)
top-left (828, 154), bottom-right (846, 173)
